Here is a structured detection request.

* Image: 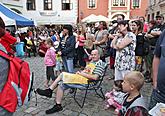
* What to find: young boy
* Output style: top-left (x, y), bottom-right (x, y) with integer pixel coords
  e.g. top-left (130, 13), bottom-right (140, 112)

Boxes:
top-left (118, 71), bottom-right (148, 116)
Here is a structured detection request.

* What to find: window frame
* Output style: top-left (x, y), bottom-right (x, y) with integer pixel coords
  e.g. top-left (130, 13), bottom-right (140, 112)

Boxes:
top-left (62, 0), bottom-right (72, 10)
top-left (120, 0), bottom-right (126, 6)
top-left (132, 0), bottom-right (141, 9)
top-left (44, 0), bottom-right (52, 10)
top-left (87, 0), bottom-right (97, 9)
top-left (26, 0), bottom-right (36, 10)
top-left (112, 0), bottom-right (126, 7)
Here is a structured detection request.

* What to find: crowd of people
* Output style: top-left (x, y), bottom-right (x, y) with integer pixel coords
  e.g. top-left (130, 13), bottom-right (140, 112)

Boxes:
top-left (0, 13), bottom-right (165, 115)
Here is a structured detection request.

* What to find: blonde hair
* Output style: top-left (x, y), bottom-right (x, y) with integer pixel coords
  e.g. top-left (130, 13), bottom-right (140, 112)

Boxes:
top-left (78, 24), bottom-right (86, 35)
top-left (125, 71), bottom-right (144, 91)
top-left (46, 38), bottom-right (54, 46)
top-left (86, 33), bottom-right (94, 41)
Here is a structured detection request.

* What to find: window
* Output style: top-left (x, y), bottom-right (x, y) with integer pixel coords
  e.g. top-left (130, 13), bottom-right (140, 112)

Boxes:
top-left (44, 0), bottom-right (52, 10)
top-left (62, 0), bottom-right (72, 10)
top-left (132, 0), bottom-right (140, 8)
top-left (88, 0), bottom-right (96, 8)
top-left (147, 14), bottom-right (150, 22)
top-left (120, 0), bottom-right (125, 6)
top-left (152, 13), bottom-right (155, 20)
top-left (113, 0), bottom-right (125, 6)
top-left (113, 0), bottom-right (119, 6)
top-left (157, 11), bottom-right (160, 16)
top-left (26, 0), bottom-right (35, 10)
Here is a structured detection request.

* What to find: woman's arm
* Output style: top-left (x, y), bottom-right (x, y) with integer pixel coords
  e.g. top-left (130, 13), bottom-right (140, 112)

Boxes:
top-left (115, 36), bottom-right (133, 50)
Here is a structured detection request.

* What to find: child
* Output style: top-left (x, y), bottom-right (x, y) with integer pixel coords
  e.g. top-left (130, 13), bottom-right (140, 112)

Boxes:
top-left (44, 38), bottom-right (56, 88)
top-left (54, 41), bottom-right (63, 76)
top-left (83, 33), bottom-right (95, 64)
top-left (105, 80), bottom-right (126, 114)
top-left (118, 71), bottom-right (148, 116)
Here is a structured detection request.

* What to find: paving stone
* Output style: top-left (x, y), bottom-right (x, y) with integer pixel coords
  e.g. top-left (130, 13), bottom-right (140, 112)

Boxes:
top-left (34, 110), bottom-right (45, 116)
top-left (63, 109), bottom-right (73, 115)
top-left (68, 111), bottom-right (79, 116)
top-left (13, 56), bottom-right (152, 116)
top-left (31, 108), bottom-right (40, 115)
top-left (24, 107), bottom-right (37, 113)
top-left (79, 113), bottom-right (88, 116)
top-left (23, 114), bottom-right (32, 116)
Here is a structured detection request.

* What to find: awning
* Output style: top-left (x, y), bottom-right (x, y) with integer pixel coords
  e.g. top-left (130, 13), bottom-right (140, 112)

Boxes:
top-left (0, 3), bottom-right (34, 26)
top-left (81, 14), bottom-right (97, 23)
top-left (0, 12), bottom-right (15, 26)
top-left (81, 14), bottom-right (110, 23)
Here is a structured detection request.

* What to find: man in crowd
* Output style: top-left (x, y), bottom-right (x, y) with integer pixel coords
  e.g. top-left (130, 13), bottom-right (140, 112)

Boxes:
top-left (36, 49), bottom-right (107, 114)
top-left (149, 29), bottom-right (165, 110)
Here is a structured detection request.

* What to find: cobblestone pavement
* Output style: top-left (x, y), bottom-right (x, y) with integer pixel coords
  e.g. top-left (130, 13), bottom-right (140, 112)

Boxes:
top-left (14, 56), bottom-right (152, 116)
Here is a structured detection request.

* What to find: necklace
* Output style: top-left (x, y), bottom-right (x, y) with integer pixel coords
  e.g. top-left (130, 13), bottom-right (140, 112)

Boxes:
top-left (127, 93), bottom-right (140, 100)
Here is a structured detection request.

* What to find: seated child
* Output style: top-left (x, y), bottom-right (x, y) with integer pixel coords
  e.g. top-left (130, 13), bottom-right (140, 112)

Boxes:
top-left (105, 80), bottom-right (126, 113)
top-left (118, 71), bottom-right (148, 116)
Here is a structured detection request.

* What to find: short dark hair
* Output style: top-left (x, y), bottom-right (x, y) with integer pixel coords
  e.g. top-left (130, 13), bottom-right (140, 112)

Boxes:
top-left (156, 15), bottom-right (164, 20)
top-left (63, 25), bottom-right (73, 36)
top-left (117, 20), bottom-right (131, 31)
top-left (118, 14), bottom-right (125, 20)
top-left (132, 20), bottom-right (143, 32)
top-left (0, 17), bottom-right (5, 29)
top-left (149, 20), bottom-right (156, 25)
top-left (99, 21), bottom-right (107, 29)
top-left (139, 16), bottom-right (145, 22)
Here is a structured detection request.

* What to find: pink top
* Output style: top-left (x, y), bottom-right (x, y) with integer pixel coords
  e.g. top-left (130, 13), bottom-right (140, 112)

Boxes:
top-left (143, 23), bottom-right (148, 33)
top-left (44, 47), bottom-right (56, 66)
top-left (78, 35), bottom-right (85, 46)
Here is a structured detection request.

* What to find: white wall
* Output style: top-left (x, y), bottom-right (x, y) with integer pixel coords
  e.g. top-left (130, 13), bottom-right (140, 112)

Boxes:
top-left (22, 0), bottom-right (78, 25)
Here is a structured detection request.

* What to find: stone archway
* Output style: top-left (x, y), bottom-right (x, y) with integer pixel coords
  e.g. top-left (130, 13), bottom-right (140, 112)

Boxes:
top-left (110, 12), bottom-right (128, 20)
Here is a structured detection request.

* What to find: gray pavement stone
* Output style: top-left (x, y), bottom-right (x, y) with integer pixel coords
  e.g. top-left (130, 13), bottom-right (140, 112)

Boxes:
top-left (24, 107), bottom-right (37, 113)
top-left (79, 113), bottom-right (88, 116)
top-left (12, 56), bottom-right (152, 116)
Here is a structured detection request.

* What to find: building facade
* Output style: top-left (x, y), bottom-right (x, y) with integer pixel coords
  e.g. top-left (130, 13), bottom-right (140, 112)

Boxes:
top-left (108, 0), bottom-right (148, 20)
top-left (78, 0), bottom-right (109, 22)
top-left (79, 0), bottom-right (148, 22)
top-left (146, 0), bottom-right (165, 22)
top-left (0, 0), bottom-right (149, 25)
top-left (21, 0), bottom-right (78, 25)
top-left (1, 0), bottom-right (78, 25)
top-left (130, 0), bottom-right (148, 19)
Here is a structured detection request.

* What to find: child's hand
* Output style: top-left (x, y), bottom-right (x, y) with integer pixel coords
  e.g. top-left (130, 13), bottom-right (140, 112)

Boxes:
top-left (76, 71), bottom-right (81, 75)
top-left (58, 51), bottom-right (62, 55)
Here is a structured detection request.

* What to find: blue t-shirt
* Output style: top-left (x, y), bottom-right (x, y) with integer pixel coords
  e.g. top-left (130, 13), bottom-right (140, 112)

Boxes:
top-left (51, 35), bottom-right (56, 42)
top-left (154, 30), bottom-right (165, 102)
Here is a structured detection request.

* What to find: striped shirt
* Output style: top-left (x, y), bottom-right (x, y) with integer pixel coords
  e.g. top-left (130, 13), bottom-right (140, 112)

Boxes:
top-left (92, 60), bottom-right (107, 77)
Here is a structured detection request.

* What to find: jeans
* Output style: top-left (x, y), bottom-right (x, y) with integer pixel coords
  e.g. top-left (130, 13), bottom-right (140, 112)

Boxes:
top-left (62, 56), bottom-right (74, 73)
top-left (149, 89), bottom-right (161, 110)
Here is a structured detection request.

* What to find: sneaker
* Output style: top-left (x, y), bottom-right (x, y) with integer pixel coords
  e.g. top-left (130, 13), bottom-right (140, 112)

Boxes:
top-left (36, 88), bottom-right (52, 98)
top-left (145, 78), bottom-right (153, 83)
top-left (45, 104), bottom-right (63, 114)
top-left (69, 88), bottom-right (76, 94)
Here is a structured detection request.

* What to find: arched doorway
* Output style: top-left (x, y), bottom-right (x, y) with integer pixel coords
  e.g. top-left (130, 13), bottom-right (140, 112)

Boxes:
top-left (110, 12), bottom-right (128, 20)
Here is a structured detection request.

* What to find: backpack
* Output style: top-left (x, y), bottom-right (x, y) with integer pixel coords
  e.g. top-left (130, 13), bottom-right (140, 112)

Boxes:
top-left (0, 50), bottom-right (34, 112)
top-left (135, 33), bottom-right (149, 56)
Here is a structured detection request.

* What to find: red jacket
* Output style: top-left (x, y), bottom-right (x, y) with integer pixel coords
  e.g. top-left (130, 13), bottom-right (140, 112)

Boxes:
top-left (0, 32), bottom-right (16, 53)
